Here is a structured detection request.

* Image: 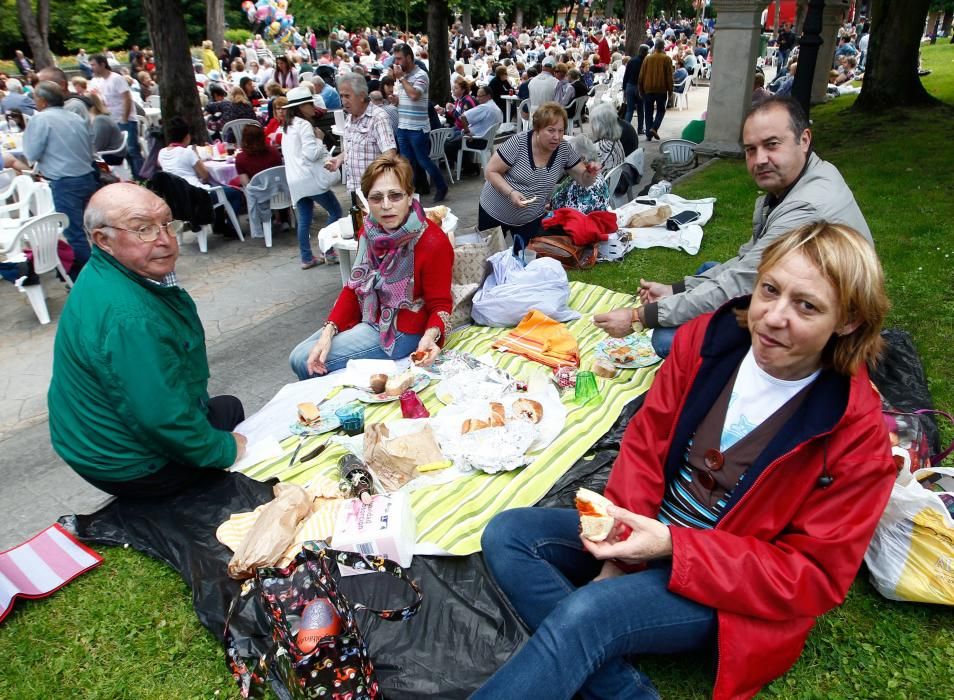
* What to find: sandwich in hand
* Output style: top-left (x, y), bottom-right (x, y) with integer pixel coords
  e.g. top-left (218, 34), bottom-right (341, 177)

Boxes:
top-left (575, 488), bottom-right (615, 542)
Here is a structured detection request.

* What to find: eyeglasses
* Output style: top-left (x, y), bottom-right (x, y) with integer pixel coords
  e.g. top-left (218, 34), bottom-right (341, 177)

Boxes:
top-left (366, 191), bottom-right (408, 204)
top-left (104, 221), bottom-right (177, 242)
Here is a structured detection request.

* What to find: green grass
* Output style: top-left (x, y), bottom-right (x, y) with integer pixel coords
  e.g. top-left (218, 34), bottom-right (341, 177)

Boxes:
top-left (2, 44), bottom-right (954, 699)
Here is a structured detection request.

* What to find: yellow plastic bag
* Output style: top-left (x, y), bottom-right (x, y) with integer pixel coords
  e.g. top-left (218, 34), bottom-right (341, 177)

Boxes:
top-left (865, 467), bottom-right (954, 605)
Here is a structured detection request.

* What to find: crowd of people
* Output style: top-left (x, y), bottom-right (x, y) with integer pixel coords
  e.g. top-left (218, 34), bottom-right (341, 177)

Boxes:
top-left (4, 10), bottom-right (901, 699)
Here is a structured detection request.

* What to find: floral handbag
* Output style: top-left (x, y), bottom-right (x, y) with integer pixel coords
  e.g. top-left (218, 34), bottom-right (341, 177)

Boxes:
top-left (224, 543), bottom-right (423, 699)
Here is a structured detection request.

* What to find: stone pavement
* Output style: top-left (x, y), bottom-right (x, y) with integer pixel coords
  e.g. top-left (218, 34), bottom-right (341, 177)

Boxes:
top-left (0, 86), bottom-right (709, 549)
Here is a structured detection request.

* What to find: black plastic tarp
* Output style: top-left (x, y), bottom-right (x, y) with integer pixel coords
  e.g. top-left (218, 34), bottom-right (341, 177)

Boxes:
top-left (58, 398), bottom-right (641, 698)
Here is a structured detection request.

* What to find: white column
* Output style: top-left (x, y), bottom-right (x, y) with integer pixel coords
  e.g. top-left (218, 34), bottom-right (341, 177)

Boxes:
top-left (697, 0), bottom-right (770, 158)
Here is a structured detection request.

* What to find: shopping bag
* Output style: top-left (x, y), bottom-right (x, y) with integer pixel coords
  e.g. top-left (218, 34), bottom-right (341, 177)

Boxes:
top-left (447, 226), bottom-right (507, 331)
top-left (471, 251), bottom-right (581, 328)
top-left (864, 466), bottom-right (954, 605)
top-left (224, 542), bottom-right (423, 698)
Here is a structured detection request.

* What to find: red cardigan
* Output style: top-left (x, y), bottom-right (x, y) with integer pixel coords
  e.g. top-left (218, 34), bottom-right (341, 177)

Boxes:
top-left (605, 304), bottom-right (895, 700)
top-left (328, 220), bottom-right (454, 342)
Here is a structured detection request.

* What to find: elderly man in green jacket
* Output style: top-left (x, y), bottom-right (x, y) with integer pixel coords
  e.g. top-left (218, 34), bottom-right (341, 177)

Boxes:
top-left (48, 183), bottom-right (247, 498)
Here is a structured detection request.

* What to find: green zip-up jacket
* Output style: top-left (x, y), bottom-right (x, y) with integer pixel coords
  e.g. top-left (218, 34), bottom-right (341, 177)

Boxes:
top-left (48, 247), bottom-right (236, 482)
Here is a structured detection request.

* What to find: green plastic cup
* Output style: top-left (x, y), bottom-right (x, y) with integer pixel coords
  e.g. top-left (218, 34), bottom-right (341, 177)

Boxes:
top-left (573, 370), bottom-right (601, 405)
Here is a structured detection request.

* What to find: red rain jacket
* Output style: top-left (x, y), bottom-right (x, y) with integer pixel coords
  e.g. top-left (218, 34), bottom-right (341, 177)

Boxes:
top-left (605, 299), bottom-right (895, 699)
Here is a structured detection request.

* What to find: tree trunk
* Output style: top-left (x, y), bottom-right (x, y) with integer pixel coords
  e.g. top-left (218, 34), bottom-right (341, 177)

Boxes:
top-left (143, 0), bottom-right (209, 144)
top-left (795, 0), bottom-right (809, 34)
top-left (941, 10), bottom-right (952, 37)
top-left (624, 0), bottom-right (650, 55)
top-left (206, 0), bottom-right (225, 54)
top-left (606, 0), bottom-right (615, 19)
top-left (461, 8), bottom-right (472, 37)
top-left (15, 0), bottom-right (54, 70)
top-left (854, 0), bottom-right (938, 111)
top-left (428, 0), bottom-right (451, 106)
top-left (515, 8), bottom-right (524, 29)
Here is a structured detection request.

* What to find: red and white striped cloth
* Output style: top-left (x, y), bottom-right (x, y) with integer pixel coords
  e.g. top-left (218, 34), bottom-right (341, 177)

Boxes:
top-left (0, 523), bottom-right (103, 623)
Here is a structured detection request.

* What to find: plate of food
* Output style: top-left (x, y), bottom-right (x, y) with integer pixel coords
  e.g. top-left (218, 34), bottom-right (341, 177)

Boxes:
top-left (595, 334), bottom-right (661, 369)
top-left (355, 370), bottom-right (431, 403)
top-left (289, 401), bottom-right (341, 436)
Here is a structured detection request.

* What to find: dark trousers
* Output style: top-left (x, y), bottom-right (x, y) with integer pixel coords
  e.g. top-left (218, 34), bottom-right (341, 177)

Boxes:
top-left (643, 92), bottom-right (668, 135)
top-left (478, 204), bottom-right (544, 253)
top-left (81, 395), bottom-right (245, 499)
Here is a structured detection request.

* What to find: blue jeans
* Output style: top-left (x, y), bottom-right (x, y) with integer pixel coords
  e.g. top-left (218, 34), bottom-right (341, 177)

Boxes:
top-left (396, 128), bottom-right (446, 194)
top-left (295, 191), bottom-right (342, 263)
top-left (49, 171), bottom-right (100, 273)
top-left (643, 93), bottom-right (668, 135)
top-left (119, 121), bottom-right (143, 180)
top-left (289, 321), bottom-right (423, 380)
top-left (650, 261), bottom-right (719, 359)
top-left (624, 85), bottom-right (644, 132)
top-left (476, 508), bottom-right (716, 700)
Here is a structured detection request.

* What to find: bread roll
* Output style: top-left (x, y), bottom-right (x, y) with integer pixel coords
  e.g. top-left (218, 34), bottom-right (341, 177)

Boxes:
top-left (592, 359), bottom-right (617, 379)
top-left (384, 371), bottom-right (414, 397)
top-left (369, 373), bottom-right (389, 395)
top-left (490, 402), bottom-right (505, 426)
top-left (461, 418), bottom-right (490, 434)
top-left (512, 398), bottom-right (543, 424)
top-left (425, 205), bottom-right (449, 226)
top-left (410, 350), bottom-right (428, 365)
top-left (297, 402), bottom-right (321, 426)
top-left (575, 488), bottom-right (614, 542)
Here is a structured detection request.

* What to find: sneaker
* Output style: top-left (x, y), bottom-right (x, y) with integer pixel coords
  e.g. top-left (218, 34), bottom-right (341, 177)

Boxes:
top-left (301, 259), bottom-right (322, 270)
top-left (324, 254), bottom-right (340, 266)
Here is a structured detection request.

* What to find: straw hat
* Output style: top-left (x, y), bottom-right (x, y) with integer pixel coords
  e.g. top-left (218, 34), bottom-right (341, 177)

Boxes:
top-left (285, 86), bottom-right (316, 107)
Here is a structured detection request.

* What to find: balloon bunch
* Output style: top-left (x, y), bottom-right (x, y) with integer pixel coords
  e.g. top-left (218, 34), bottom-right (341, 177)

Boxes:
top-left (242, 0), bottom-right (296, 43)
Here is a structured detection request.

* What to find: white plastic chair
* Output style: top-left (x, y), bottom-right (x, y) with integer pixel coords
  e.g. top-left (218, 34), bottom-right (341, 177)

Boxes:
top-left (299, 71), bottom-right (314, 83)
top-left (428, 127), bottom-right (456, 185)
top-left (222, 118), bottom-right (259, 144)
top-left (0, 175), bottom-right (36, 220)
top-left (11, 213), bottom-right (72, 324)
top-left (455, 123), bottom-right (498, 181)
top-left (604, 163), bottom-right (625, 208)
top-left (672, 78), bottom-right (691, 111)
top-left (660, 139), bottom-right (697, 166)
top-left (567, 95), bottom-right (589, 135)
top-left (462, 64), bottom-right (476, 78)
top-left (245, 165), bottom-right (295, 248)
top-left (146, 94), bottom-right (161, 109)
top-left (96, 131), bottom-right (131, 181)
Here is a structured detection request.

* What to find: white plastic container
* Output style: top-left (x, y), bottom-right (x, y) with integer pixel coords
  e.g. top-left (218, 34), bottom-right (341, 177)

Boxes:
top-left (331, 492), bottom-right (416, 576)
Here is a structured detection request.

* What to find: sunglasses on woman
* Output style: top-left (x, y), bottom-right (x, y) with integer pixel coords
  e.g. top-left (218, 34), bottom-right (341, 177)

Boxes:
top-left (367, 191), bottom-right (408, 204)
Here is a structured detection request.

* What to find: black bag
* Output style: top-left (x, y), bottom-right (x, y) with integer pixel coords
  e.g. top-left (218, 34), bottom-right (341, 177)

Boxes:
top-left (225, 543), bottom-right (423, 699)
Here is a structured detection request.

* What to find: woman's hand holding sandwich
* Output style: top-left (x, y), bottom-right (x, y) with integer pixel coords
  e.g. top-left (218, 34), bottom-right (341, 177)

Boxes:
top-left (582, 505), bottom-right (673, 565)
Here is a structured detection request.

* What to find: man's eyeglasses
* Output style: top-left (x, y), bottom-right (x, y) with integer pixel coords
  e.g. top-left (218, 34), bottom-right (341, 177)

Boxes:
top-left (104, 221), bottom-right (178, 243)
top-left (366, 191), bottom-right (408, 204)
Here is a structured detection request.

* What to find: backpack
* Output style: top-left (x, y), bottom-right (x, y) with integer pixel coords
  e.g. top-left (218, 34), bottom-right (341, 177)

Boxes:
top-left (528, 234), bottom-right (598, 270)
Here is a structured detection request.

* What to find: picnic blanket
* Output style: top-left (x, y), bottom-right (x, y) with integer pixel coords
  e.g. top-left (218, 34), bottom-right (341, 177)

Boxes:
top-left (237, 282), bottom-right (659, 556)
top-left (0, 524), bottom-right (102, 623)
top-left (601, 193), bottom-right (717, 260)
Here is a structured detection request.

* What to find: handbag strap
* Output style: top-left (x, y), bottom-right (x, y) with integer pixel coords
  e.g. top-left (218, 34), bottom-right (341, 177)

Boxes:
top-left (315, 546), bottom-right (424, 621)
top-left (885, 408), bottom-right (954, 465)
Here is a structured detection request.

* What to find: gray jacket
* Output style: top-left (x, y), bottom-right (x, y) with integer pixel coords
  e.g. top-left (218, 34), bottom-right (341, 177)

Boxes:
top-left (646, 152), bottom-right (872, 328)
top-left (244, 166), bottom-right (289, 239)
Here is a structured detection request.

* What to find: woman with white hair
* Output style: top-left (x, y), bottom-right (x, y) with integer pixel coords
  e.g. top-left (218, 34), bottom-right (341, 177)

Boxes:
top-left (550, 102), bottom-right (624, 213)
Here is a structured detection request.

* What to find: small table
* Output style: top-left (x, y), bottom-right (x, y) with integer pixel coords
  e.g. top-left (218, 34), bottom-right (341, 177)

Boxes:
top-left (501, 94), bottom-right (522, 134)
top-left (203, 158), bottom-right (238, 187)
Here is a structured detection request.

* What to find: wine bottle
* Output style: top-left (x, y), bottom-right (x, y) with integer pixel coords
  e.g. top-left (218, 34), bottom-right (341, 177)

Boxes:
top-left (349, 191), bottom-right (364, 235)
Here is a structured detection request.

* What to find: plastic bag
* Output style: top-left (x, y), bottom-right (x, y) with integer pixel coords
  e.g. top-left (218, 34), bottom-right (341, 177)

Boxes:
top-left (471, 253), bottom-right (581, 328)
top-left (864, 467), bottom-right (954, 605)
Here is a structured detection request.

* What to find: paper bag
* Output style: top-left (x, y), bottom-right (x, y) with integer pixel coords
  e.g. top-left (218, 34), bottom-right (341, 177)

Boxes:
top-left (624, 204), bottom-right (671, 229)
top-left (227, 482), bottom-right (314, 579)
top-left (364, 423), bottom-right (445, 492)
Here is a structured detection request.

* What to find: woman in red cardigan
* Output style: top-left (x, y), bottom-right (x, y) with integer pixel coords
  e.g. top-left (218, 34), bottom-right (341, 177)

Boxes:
top-left (289, 154), bottom-right (453, 379)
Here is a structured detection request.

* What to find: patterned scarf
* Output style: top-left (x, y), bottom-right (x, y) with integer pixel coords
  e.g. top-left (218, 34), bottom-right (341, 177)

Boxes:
top-left (346, 198), bottom-right (427, 354)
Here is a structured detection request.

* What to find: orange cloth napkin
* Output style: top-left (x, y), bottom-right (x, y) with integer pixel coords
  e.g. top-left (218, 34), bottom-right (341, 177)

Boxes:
top-left (492, 309), bottom-right (580, 368)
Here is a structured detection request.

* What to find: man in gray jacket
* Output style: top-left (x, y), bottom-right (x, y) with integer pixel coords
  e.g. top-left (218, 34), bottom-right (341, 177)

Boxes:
top-left (594, 96), bottom-right (871, 356)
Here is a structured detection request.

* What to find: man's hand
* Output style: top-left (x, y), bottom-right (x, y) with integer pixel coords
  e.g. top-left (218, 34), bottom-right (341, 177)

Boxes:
top-left (324, 154), bottom-right (344, 172)
top-left (392, 63), bottom-right (404, 80)
top-left (582, 505), bottom-right (673, 565)
top-left (638, 279), bottom-right (673, 304)
top-left (593, 307), bottom-right (637, 338)
top-left (232, 432), bottom-right (248, 463)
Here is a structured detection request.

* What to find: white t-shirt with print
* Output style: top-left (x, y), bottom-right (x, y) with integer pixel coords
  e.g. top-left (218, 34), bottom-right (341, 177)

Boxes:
top-left (721, 348), bottom-right (820, 451)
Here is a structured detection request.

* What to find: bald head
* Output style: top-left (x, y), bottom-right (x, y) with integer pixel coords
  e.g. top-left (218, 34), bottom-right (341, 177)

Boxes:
top-left (37, 66), bottom-right (68, 89)
top-left (85, 183), bottom-right (169, 239)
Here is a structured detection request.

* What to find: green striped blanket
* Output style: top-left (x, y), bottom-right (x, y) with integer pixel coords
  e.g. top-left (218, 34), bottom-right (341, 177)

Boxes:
top-left (238, 282), bottom-right (659, 555)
